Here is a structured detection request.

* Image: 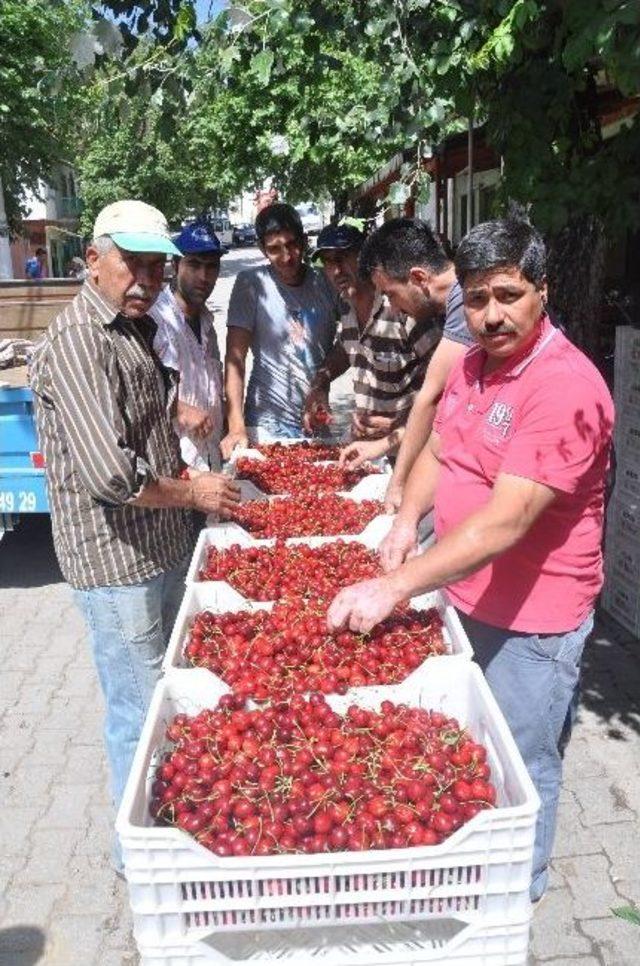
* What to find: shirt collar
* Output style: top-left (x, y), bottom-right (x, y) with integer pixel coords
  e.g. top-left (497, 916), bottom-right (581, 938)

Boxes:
top-left (165, 283), bottom-right (213, 327)
top-left (477, 314), bottom-right (556, 384)
top-left (81, 279), bottom-right (157, 346)
top-left (81, 279), bottom-right (121, 326)
top-left (343, 290), bottom-right (391, 334)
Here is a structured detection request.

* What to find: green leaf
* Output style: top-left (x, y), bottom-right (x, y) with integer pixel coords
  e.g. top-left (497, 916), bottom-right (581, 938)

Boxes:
top-left (386, 181), bottom-right (411, 205)
top-left (612, 906), bottom-right (640, 927)
top-left (340, 216), bottom-right (366, 232)
top-left (173, 5), bottom-right (196, 43)
top-left (219, 45), bottom-right (241, 74)
top-left (416, 175), bottom-right (431, 206)
top-left (70, 30), bottom-right (96, 70)
top-left (251, 50), bottom-right (275, 86)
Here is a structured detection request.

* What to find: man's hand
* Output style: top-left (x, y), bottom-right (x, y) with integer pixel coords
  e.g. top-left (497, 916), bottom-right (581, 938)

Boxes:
top-left (379, 517), bottom-right (419, 572)
top-left (352, 411), bottom-right (398, 440)
top-left (302, 387), bottom-right (332, 434)
top-left (327, 577), bottom-right (403, 634)
top-left (383, 475), bottom-right (404, 513)
top-left (190, 473), bottom-right (241, 518)
top-left (339, 436), bottom-right (389, 470)
top-left (220, 428), bottom-right (249, 460)
top-left (177, 401), bottom-right (214, 439)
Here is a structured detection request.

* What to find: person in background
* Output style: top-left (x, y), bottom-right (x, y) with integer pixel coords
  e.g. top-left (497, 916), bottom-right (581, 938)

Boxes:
top-left (150, 220), bottom-right (226, 472)
top-left (30, 200), bottom-right (240, 866)
top-left (222, 202), bottom-right (338, 453)
top-left (303, 222), bottom-right (433, 459)
top-left (327, 218), bottom-right (614, 904)
top-left (25, 246), bottom-right (47, 279)
top-left (347, 219), bottom-right (472, 510)
top-left (66, 255), bottom-right (88, 280)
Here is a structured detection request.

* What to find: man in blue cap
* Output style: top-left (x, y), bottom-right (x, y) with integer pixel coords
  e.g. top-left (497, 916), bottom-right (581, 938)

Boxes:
top-left (150, 219), bottom-right (227, 470)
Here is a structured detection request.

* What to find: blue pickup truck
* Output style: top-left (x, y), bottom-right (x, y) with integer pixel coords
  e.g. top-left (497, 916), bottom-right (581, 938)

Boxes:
top-left (0, 279), bottom-right (81, 533)
top-left (0, 373), bottom-right (49, 531)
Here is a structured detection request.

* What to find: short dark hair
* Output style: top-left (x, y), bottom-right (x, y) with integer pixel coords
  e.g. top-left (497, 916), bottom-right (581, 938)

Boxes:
top-left (455, 219), bottom-right (546, 288)
top-left (255, 203), bottom-right (304, 247)
top-left (35, 247), bottom-right (47, 256)
top-left (358, 218), bottom-right (450, 281)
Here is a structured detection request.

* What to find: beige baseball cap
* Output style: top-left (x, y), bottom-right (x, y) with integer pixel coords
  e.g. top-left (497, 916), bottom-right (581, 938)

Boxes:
top-left (93, 200), bottom-right (181, 255)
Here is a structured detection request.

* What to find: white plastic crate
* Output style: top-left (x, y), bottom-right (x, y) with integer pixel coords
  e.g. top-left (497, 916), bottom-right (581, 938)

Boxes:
top-left (601, 576), bottom-right (640, 636)
top-left (613, 458), bottom-right (640, 503)
top-left (613, 372), bottom-right (640, 423)
top-left (231, 437), bottom-right (344, 460)
top-left (116, 663), bottom-right (539, 962)
top-left (136, 914), bottom-right (532, 965)
top-left (186, 514), bottom-right (435, 584)
top-left (604, 531), bottom-right (640, 591)
top-left (197, 513), bottom-right (396, 559)
top-left (230, 468), bottom-right (391, 503)
top-left (614, 420), bottom-right (640, 464)
top-left (614, 326), bottom-right (640, 396)
top-left (606, 493), bottom-right (640, 543)
top-left (161, 581), bottom-right (473, 677)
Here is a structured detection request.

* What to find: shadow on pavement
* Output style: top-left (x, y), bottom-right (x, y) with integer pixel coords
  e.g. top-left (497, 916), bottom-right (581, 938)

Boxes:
top-left (580, 608), bottom-right (640, 739)
top-left (0, 515), bottom-right (63, 588)
top-left (0, 925), bottom-right (46, 965)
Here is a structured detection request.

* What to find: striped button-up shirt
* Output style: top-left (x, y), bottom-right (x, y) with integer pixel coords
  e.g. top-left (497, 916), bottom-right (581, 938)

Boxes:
top-left (30, 281), bottom-right (194, 590)
top-left (339, 284), bottom-right (472, 419)
top-left (150, 286), bottom-right (224, 472)
top-left (339, 294), bottom-right (438, 419)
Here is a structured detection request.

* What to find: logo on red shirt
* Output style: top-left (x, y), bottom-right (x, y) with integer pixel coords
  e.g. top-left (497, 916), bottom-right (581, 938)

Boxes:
top-left (486, 402), bottom-right (514, 439)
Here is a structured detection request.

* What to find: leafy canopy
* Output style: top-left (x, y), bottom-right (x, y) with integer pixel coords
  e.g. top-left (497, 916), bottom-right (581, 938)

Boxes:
top-left (0, 0), bottom-right (88, 226)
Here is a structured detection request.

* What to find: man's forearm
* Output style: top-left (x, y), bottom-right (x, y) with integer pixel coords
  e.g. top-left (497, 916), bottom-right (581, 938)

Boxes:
top-left (131, 477), bottom-right (193, 509)
top-left (395, 439), bottom-right (440, 525)
top-left (311, 342), bottom-right (349, 390)
top-left (224, 358), bottom-right (246, 430)
top-left (390, 395), bottom-right (437, 486)
top-left (387, 507), bottom-right (530, 603)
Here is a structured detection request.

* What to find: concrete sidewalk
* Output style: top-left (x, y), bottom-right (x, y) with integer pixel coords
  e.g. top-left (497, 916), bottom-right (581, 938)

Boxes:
top-left (1, 516), bottom-right (639, 965)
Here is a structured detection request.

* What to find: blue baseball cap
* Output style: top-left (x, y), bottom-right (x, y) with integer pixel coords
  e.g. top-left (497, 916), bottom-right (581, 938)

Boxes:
top-left (314, 223), bottom-right (364, 258)
top-left (173, 221), bottom-right (228, 256)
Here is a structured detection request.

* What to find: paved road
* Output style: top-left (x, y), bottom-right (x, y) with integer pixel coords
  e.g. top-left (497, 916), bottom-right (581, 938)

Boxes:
top-left (1, 247), bottom-right (639, 964)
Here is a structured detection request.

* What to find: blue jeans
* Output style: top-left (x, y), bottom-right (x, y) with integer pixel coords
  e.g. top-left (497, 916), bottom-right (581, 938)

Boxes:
top-left (459, 611), bottom-right (594, 902)
top-left (73, 554), bottom-right (190, 810)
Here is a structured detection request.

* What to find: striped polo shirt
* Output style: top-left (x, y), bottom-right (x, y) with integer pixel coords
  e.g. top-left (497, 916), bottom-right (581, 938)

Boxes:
top-left (30, 281), bottom-right (194, 590)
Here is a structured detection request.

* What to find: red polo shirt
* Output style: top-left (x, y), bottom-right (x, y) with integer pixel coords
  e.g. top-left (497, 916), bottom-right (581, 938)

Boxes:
top-left (433, 317), bottom-right (614, 633)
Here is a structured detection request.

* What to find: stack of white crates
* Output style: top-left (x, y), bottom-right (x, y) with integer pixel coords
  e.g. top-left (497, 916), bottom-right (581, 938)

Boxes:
top-left (602, 326), bottom-right (640, 634)
top-left (116, 441), bottom-right (540, 965)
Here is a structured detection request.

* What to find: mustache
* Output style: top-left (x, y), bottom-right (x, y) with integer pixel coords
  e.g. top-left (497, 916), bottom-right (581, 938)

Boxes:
top-left (125, 284), bottom-right (152, 300)
top-left (480, 323), bottom-right (517, 336)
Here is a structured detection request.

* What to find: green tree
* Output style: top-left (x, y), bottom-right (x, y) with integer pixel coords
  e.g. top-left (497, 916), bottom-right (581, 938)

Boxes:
top-left (187, 25), bottom-right (401, 209)
top-left (206, 0), bottom-right (640, 353)
top-left (73, 3), bottom-right (402, 225)
top-left (0, 0), bottom-right (89, 227)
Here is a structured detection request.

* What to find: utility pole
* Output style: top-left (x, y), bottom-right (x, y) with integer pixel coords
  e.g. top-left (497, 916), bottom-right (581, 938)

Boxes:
top-left (0, 176), bottom-right (14, 279)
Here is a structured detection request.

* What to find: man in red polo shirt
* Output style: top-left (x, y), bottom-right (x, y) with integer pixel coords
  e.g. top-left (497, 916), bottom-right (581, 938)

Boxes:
top-left (328, 218), bottom-right (614, 903)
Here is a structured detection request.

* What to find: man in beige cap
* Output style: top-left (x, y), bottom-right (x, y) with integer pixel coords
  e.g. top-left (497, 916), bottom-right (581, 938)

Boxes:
top-left (30, 200), bottom-right (240, 868)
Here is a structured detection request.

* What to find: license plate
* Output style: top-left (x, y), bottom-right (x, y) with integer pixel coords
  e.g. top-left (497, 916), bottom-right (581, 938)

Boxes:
top-left (0, 490), bottom-right (39, 513)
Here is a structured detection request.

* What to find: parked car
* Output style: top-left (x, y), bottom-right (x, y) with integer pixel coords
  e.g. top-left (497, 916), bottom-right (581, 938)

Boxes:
top-left (232, 223), bottom-right (258, 247)
top-left (209, 216), bottom-right (233, 248)
top-left (295, 202), bottom-right (324, 236)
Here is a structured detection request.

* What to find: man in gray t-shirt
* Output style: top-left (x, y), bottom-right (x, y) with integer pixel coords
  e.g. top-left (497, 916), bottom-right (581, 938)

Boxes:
top-left (222, 204), bottom-right (338, 453)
